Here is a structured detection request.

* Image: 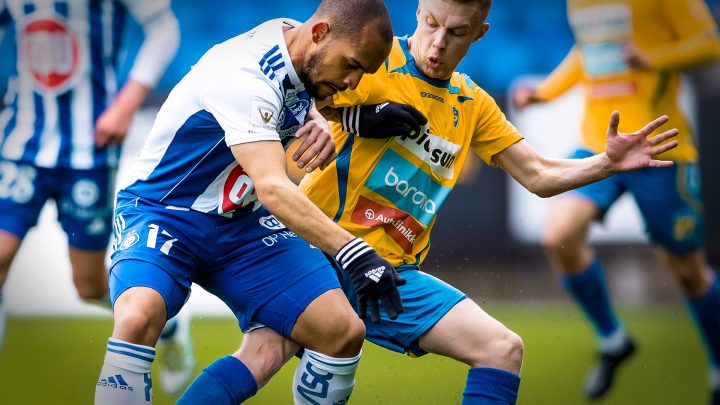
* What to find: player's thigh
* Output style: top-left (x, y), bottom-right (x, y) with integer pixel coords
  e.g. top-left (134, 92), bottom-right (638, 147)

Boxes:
top-left (337, 266), bottom-right (467, 357)
top-left (0, 161), bottom-right (50, 250)
top-left (56, 167), bottom-right (114, 251)
top-left (0, 232), bottom-right (21, 284)
top-left (418, 299), bottom-right (522, 367)
top-left (630, 164), bottom-right (705, 255)
top-left (110, 193), bottom-right (203, 322)
top-left (200, 210), bottom-right (348, 344)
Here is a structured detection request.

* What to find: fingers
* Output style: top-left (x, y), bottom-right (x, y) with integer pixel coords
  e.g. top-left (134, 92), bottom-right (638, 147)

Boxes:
top-left (394, 273), bottom-right (406, 286)
top-left (650, 140), bottom-right (678, 156)
top-left (368, 299), bottom-right (381, 323)
top-left (380, 295), bottom-right (398, 320)
top-left (648, 129), bottom-right (679, 146)
top-left (357, 299), bottom-right (367, 320)
top-left (401, 103), bottom-right (428, 126)
top-left (304, 141), bottom-right (337, 172)
top-left (648, 159), bottom-right (675, 168)
top-left (606, 111), bottom-right (620, 137)
top-left (636, 115), bottom-right (670, 137)
top-left (292, 132), bottom-right (316, 164)
top-left (388, 288), bottom-right (404, 317)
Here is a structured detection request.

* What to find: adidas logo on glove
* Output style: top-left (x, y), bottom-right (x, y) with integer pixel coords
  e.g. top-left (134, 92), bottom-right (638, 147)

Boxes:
top-left (365, 266), bottom-right (386, 282)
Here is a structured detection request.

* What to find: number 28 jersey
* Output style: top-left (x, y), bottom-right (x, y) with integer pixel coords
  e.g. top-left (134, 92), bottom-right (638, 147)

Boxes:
top-left (301, 37), bottom-right (524, 267)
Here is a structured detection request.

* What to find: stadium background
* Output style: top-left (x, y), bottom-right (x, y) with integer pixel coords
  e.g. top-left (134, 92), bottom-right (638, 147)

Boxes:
top-left (1, 1), bottom-right (719, 403)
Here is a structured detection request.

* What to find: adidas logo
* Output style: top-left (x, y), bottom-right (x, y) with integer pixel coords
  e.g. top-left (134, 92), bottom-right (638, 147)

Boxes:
top-left (365, 266), bottom-right (386, 282)
top-left (97, 374), bottom-right (134, 391)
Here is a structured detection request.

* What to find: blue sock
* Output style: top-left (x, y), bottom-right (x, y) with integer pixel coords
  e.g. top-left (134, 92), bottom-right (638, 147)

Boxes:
top-left (177, 356), bottom-right (257, 404)
top-left (687, 274), bottom-right (720, 367)
top-left (561, 258), bottom-right (621, 338)
top-left (462, 367), bottom-right (520, 405)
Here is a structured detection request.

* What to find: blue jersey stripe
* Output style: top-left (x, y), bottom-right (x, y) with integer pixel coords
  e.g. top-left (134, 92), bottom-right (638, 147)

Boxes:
top-left (20, 93), bottom-right (45, 164)
top-left (126, 110), bottom-right (235, 207)
top-left (89, 0), bottom-right (106, 168)
top-left (56, 90), bottom-right (73, 167)
top-left (0, 7), bottom-right (11, 25)
top-left (22, 3), bottom-right (35, 14)
top-left (259, 44), bottom-right (280, 65)
top-left (54, 1), bottom-right (69, 17)
top-left (0, 90), bottom-right (19, 150)
top-left (111, 2), bottom-right (128, 69)
top-left (332, 135), bottom-right (355, 222)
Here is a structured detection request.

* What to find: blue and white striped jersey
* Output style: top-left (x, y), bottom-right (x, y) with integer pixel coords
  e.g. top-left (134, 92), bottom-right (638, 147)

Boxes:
top-left (118, 18), bottom-right (314, 216)
top-left (0, 0), bottom-right (178, 169)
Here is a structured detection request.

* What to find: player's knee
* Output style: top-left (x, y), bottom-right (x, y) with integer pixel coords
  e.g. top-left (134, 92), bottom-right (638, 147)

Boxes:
top-left (75, 282), bottom-right (107, 300)
top-left (322, 315), bottom-right (365, 357)
top-left (540, 228), bottom-right (567, 253)
top-left (486, 330), bottom-right (524, 373)
top-left (113, 307), bottom-right (164, 345)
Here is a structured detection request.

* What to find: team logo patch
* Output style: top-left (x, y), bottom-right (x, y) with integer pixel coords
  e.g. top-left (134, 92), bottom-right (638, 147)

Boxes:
top-left (72, 179), bottom-right (100, 208)
top-left (21, 16), bottom-right (80, 92)
top-left (119, 230), bottom-right (140, 250)
top-left (259, 215), bottom-right (285, 230)
top-left (250, 101), bottom-right (278, 131)
top-left (351, 195), bottom-right (424, 254)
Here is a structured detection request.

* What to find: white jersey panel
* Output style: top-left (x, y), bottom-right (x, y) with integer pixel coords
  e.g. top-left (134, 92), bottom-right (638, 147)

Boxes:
top-left (120, 18), bottom-right (313, 216)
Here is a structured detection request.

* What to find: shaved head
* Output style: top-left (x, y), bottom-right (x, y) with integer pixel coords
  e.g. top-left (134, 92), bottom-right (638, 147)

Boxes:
top-left (313, 0), bottom-right (393, 43)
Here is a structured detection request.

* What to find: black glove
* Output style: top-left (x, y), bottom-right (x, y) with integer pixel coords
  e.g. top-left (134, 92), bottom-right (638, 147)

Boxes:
top-left (341, 102), bottom-right (428, 139)
top-left (335, 238), bottom-right (406, 323)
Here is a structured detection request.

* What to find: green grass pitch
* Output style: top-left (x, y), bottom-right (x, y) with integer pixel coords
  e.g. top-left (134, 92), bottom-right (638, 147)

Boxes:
top-left (0, 304), bottom-right (708, 404)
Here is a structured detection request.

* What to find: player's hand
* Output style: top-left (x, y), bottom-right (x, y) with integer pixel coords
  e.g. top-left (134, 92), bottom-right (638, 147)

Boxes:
top-left (512, 86), bottom-right (538, 110)
top-left (293, 111), bottom-right (337, 172)
top-left (95, 101), bottom-right (134, 147)
top-left (335, 238), bottom-right (406, 323)
top-left (342, 102), bottom-right (427, 139)
top-left (604, 111), bottom-right (679, 172)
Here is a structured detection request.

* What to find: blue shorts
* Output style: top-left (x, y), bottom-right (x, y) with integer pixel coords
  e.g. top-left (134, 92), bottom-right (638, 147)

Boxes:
top-left (334, 260), bottom-right (467, 357)
top-left (0, 160), bottom-right (114, 250)
top-left (109, 191), bottom-right (339, 337)
top-left (567, 148), bottom-right (704, 254)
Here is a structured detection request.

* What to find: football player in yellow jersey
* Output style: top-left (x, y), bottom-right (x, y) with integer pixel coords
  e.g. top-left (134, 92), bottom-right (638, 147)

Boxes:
top-left (231, 1), bottom-right (680, 404)
top-left (514, 0), bottom-right (720, 402)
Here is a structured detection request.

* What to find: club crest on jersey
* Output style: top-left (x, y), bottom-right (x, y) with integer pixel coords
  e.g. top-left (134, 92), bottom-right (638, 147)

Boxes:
top-left (259, 215), bottom-right (285, 230)
top-left (21, 16), bottom-right (80, 92)
top-left (119, 230), bottom-right (140, 250)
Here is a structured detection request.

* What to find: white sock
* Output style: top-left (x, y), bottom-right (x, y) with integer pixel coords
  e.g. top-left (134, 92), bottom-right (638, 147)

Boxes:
top-left (0, 291), bottom-right (5, 350)
top-left (95, 338), bottom-right (156, 404)
top-left (293, 349), bottom-right (361, 405)
top-left (599, 327), bottom-right (628, 355)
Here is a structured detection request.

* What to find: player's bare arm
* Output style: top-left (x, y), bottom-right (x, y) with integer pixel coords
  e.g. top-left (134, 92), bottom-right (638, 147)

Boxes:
top-left (495, 112), bottom-right (678, 198)
top-left (232, 140), bottom-right (355, 253)
top-left (95, 79), bottom-right (150, 147)
top-left (232, 140), bottom-right (405, 322)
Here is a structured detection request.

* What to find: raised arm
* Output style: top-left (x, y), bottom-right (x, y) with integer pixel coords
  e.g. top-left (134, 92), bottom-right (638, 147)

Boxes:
top-left (95, 0), bottom-right (180, 146)
top-left (495, 112), bottom-right (679, 198)
top-left (513, 47), bottom-right (583, 109)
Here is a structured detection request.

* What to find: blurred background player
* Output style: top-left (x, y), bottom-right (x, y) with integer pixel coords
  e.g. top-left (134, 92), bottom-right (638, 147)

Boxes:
top-left (228, 0), bottom-right (680, 404)
top-left (513, 0), bottom-right (720, 401)
top-left (0, 0), bottom-right (195, 395)
top-left (99, 1), bottom-right (406, 404)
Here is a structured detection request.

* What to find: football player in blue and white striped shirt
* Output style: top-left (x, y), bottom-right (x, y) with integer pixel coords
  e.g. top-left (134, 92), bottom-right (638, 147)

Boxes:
top-left (0, 0), bottom-right (194, 395)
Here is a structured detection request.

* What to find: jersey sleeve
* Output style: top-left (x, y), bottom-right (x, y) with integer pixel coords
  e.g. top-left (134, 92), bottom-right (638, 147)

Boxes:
top-left (120, 0), bottom-right (180, 88)
top-left (470, 87), bottom-right (524, 166)
top-left (535, 47), bottom-right (583, 101)
top-left (201, 71), bottom-right (283, 147)
top-left (645, 0), bottom-right (720, 70)
top-left (0, 0), bottom-right (10, 44)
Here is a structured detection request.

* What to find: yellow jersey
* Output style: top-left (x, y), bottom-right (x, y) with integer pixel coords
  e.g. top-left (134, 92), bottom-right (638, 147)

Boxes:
top-left (300, 37), bottom-right (523, 267)
top-left (535, 0), bottom-right (720, 162)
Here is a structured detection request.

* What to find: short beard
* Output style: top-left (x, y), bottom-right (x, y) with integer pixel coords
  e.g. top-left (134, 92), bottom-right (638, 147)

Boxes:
top-left (300, 46), bottom-right (327, 99)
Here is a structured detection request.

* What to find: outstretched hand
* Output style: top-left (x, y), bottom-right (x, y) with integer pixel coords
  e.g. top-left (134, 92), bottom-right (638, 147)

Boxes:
top-left (604, 111), bottom-right (679, 172)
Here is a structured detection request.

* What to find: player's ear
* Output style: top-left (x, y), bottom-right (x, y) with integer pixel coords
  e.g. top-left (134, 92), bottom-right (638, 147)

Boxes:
top-left (473, 23), bottom-right (490, 43)
top-left (311, 22), bottom-right (331, 44)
